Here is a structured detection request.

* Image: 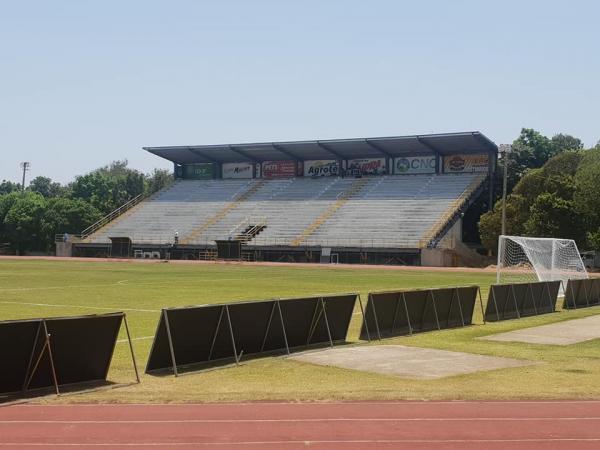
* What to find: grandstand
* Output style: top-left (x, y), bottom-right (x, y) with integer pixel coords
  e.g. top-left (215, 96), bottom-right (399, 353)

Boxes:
top-left (69, 132), bottom-right (497, 266)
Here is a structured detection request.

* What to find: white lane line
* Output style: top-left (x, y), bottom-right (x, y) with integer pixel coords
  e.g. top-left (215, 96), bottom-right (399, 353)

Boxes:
top-left (1, 438), bottom-right (600, 446)
top-left (0, 301), bottom-right (159, 313)
top-left (2, 417), bottom-right (600, 424)
top-left (12, 400), bottom-right (600, 406)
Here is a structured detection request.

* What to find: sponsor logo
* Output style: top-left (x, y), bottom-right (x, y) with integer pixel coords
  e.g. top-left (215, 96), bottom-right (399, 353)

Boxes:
top-left (306, 161), bottom-right (338, 176)
top-left (396, 158), bottom-right (411, 173)
top-left (447, 156), bottom-right (466, 171)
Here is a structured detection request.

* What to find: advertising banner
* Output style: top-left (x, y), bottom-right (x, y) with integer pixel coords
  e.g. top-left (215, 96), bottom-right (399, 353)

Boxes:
top-left (393, 156), bottom-right (436, 174)
top-left (222, 162), bottom-right (253, 179)
top-left (444, 154), bottom-right (489, 173)
top-left (304, 160), bottom-right (339, 177)
top-left (183, 163), bottom-right (214, 180)
top-left (261, 160), bottom-right (298, 178)
top-left (346, 158), bottom-right (387, 175)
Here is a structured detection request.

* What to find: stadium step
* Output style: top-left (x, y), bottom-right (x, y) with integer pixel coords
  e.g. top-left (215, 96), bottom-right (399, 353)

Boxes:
top-left (418, 174), bottom-right (487, 248)
top-left (180, 180), bottom-right (267, 244)
top-left (290, 178), bottom-right (370, 246)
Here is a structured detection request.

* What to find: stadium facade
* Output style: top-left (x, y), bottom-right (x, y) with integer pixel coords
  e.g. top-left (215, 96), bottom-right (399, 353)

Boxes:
top-left (67, 131), bottom-right (498, 266)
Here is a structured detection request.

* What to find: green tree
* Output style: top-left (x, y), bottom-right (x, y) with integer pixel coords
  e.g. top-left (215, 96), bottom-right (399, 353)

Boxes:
top-left (146, 168), bottom-right (173, 194)
top-left (478, 194), bottom-right (529, 252)
top-left (573, 146), bottom-right (600, 232)
top-left (524, 193), bottom-right (584, 242)
top-left (40, 197), bottom-right (102, 248)
top-left (28, 176), bottom-right (65, 198)
top-left (0, 180), bottom-right (21, 195)
top-left (70, 161), bottom-right (146, 214)
top-left (3, 192), bottom-right (47, 254)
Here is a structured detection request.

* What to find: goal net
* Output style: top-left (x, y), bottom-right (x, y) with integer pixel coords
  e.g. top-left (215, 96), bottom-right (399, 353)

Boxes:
top-left (497, 235), bottom-right (588, 294)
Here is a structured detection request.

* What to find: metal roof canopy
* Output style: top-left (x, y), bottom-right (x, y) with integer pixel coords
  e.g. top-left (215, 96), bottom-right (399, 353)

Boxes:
top-left (144, 131), bottom-right (497, 165)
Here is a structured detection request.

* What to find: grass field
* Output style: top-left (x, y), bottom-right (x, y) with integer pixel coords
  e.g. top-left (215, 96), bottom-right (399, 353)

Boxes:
top-left (1, 258), bottom-right (600, 403)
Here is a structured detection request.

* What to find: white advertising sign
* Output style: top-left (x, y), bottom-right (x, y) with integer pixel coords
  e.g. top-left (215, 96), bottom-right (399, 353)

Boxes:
top-left (393, 156), bottom-right (436, 174)
top-left (304, 160), bottom-right (339, 177)
top-left (222, 162), bottom-right (253, 179)
top-left (444, 154), bottom-right (489, 173)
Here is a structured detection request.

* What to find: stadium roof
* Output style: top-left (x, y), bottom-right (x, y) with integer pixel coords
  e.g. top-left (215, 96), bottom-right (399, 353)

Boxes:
top-left (144, 131), bottom-right (497, 165)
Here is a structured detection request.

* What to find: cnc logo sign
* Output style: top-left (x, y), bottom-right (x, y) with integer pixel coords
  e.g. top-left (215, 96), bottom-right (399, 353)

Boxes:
top-left (304, 160), bottom-right (339, 177)
top-left (394, 156), bottom-right (436, 174)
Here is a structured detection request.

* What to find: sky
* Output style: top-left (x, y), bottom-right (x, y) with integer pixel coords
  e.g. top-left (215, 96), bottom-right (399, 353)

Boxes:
top-left (1, 0), bottom-right (598, 184)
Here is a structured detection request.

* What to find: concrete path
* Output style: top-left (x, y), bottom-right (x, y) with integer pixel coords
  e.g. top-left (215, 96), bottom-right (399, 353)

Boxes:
top-left (290, 345), bottom-right (532, 379)
top-left (481, 313), bottom-right (600, 345)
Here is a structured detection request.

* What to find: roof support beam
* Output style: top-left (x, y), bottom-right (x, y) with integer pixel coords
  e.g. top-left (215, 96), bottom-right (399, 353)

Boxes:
top-left (316, 141), bottom-right (345, 160)
top-left (272, 144), bottom-right (301, 161)
top-left (364, 139), bottom-right (393, 158)
top-left (471, 131), bottom-right (499, 153)
top-left (228, 145), bottom-right (261, 163)
top-left (416, 136), bottom-right (442, 156)
top-left (187, 147), bottom-right (220, 164)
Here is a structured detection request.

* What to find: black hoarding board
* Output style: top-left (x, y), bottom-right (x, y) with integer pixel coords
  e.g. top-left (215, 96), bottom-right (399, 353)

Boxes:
top-left (0, 313), bottom-right (137, 397)
top-left (0, 320), bottom-right (43, 394)
top-left (563, 278), bottom-right (600, 309)
top-left (359, 286), bottom-right (479, 340)
top-left (484, 280), bottom-right (560, 322)
top-left (145, 293), bottom-right (358, 375)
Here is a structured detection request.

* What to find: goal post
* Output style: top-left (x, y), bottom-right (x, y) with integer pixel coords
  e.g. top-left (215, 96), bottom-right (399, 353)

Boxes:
top-left (497, 235), bottom-right (588, 294)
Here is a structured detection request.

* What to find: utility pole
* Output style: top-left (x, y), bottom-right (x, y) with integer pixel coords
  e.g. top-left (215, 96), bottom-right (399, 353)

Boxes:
top-left (20, 162), bottom-right (30, 192)
top-left (498, 145), bottom-right (512, 236)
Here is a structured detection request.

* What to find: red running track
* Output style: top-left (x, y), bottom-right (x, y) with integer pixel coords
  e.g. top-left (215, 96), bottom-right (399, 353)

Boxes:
top-left (1, 401), bottom-right (600, 449)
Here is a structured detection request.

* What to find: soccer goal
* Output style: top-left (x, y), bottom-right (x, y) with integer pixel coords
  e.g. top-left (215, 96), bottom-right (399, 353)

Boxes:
top-left (497, 235), bottom-right (588, 294)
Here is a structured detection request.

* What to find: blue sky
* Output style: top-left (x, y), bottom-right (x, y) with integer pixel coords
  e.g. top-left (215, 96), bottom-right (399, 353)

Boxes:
top-left (1, 0), bottom-right (598, 183)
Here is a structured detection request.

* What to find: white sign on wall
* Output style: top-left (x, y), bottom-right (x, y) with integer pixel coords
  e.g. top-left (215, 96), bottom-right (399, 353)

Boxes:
top-left (393, 156), bottom-right (436, 174)
top-left (222, 162), bottom-right (253, 179)
top-left (304, 160), bottom-right (339, 177)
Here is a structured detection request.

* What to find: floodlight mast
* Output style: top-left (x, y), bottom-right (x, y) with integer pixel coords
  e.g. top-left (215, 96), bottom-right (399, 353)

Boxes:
top-left (498, 144), bottom-right (512, 236)
top-left (19, 161), bottom-right (30, 192)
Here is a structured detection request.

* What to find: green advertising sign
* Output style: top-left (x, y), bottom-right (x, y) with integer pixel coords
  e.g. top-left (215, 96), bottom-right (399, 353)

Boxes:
top-left (183, 164), bottom-right (214, 180)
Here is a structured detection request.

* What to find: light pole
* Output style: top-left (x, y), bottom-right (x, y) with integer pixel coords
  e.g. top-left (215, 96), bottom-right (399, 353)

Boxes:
top-left (498, 145), bottom-right (512, 236)
top-left (19, 162), bottom-right (30, 192)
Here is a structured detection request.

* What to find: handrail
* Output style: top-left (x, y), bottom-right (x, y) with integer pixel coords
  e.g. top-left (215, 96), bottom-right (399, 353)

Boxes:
top-left (80, 193), bottom-right (145, 240)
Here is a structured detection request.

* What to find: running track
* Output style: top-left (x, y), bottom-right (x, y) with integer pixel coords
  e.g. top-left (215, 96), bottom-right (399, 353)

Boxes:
top-left (1, 401), bottom-right (600, 449)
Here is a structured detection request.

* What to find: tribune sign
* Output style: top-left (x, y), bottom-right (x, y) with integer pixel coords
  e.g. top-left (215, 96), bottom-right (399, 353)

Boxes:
top-left (443, 154), bottom-right (489, 173)
top-left (261, 160), bottom-right (299, 178)
top-left (346, 158), bottom-right (386, 175)
top-left (304, 160), bottom-right (339, 177)
top-left (393, 156), bottom-right (436, 174)
top-left (222, 162), bottom-right (253, 179)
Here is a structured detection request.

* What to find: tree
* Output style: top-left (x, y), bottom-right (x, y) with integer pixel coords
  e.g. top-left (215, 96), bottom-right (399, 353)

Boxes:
top-left (146, 169), bottom-right (173, 194)
top-left (28, 176), bottom-right (65, 198)
top-left (479, 149), bottom-right (587, 252)
top-left (551, 134), bottom-right (583, 153)
top-left (3, 192), bottom-right (47, 254)
top-left (40, 197), bottom-right (102, 248)
top-left (478, 194), bottom-right (529, 252)
top-left (573, 146), bottom-right (600, 232)
top-left (524, 193), bottom-right (584, 242)
top-left (0, 180), bottom-right (21, 195)
top-left (70, 161), bottom-right (146, 214)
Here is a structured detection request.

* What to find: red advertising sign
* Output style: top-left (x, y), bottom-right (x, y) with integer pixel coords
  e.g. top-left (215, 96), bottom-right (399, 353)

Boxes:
top-left (261, 160), bottom-right (297, 178)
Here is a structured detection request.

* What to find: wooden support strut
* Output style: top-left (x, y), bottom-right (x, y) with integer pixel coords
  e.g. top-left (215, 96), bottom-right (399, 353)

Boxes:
top-left (123, 314), bottom-right (140, 383)
top-left (357, 294), bottom-right (370, 341)
top-left (162, 310), bottom-right (179, 377)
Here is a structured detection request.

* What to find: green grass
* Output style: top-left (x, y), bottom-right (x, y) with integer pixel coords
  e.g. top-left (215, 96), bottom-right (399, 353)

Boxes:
top-left (1, 259), bottom-right (599, 403)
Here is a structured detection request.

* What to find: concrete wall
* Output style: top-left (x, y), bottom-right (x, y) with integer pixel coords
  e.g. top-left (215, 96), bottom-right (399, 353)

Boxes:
top-left (56, 242), bottom-right (73, 257)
